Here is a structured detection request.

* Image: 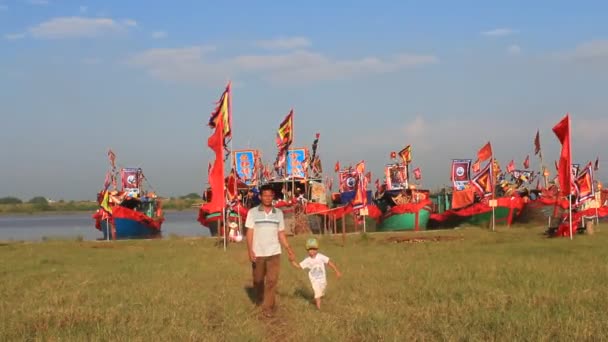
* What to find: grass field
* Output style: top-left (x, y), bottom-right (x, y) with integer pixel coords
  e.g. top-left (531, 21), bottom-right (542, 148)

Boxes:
top-left (1, 225), bottom-right (607, 341)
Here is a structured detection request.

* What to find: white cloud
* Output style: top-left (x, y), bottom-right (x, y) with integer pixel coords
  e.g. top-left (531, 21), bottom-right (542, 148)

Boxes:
top-left (255, 36), bottom-right (311, 50)
top-left (26, 16), bottom-right (136, 39)
top-left (128, 45), bottom-right (438, 85)
top-left (558, 40), bottom-right (608, 62)
top-left (481, 28), bottom-right (516, 37)
top-left (4, 32), bottom-right (26, 40)
top-left (27, 0), bottom-right (49, 5)
top-left (507, 44), bottom-right (521, 55)
top-left (79, 6), bottom-right (87, 13)
top-left (151, 31), bottom-right (167, 39)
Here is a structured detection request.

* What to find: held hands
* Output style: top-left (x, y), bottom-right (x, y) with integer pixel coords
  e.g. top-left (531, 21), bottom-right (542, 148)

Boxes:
top-left (286, 247), bottom-right (296, 262)
top-left (335, 270), bottom-right (343, 279)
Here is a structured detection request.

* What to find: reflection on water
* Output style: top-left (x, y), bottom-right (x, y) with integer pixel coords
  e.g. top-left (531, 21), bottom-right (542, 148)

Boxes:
top-left (0, 210), bottom-right (211, 241)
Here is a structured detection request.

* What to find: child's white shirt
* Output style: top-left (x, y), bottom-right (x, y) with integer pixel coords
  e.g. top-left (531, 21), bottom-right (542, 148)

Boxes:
top-left (299, 253), bottom-right (330, 285)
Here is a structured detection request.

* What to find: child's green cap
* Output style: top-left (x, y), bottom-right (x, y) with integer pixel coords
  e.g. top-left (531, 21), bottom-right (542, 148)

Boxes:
top-left (305, 238), bottom-right (319, 250)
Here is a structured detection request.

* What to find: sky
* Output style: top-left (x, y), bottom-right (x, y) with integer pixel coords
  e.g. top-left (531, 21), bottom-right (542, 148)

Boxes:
top-left (1, 0), bottom-right (607, 200)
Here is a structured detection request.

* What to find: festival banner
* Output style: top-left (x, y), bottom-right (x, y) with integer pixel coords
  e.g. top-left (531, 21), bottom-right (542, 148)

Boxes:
top-left (233, 150), bottom-right (257, 184)
top-left (385, 164), bottom-right (408, 190)
top-left (121, 168), bottom-right (141, 192)
top-left (576, 165), bottom-right (594, 203)
top-left (339, 170), bottom-right (358, 192)
top-left (398, 145), bottom-right (412, 164)
top-left (286, 148), bottom-right (307, 179)
top-left (451, 159), bottom-right (472, 190)
top-left (471, 162), bottom-right (493, 197)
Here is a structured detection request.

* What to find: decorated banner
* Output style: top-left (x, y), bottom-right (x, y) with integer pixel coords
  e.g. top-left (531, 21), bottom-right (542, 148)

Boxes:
top-left (310, 181), bottom-right (327, 204)
top-left (233, 150), bottom-right (257, 184)
top-left (471, 162), bottom-right (493, 197)
top-left (385, 164), bottom-right (408, 190)
top-left (451, 159), bottom-right (472, 190)
top-left (352, 161), bottom-right (368, 209)
top-left (339, 170), bottom-right (358, 192)
top-left (398, 145), bottom-right (412, 164)
top-left (576, 165), bottom-right (594, 203)
top-left (511, 170), bottom-right (534, 183)
top-left (286, 148), bottom-right (307, 178)
top-left (120, 168), bottom-right (141, 192)
top-left (571, 164), bottom-right (580, 178)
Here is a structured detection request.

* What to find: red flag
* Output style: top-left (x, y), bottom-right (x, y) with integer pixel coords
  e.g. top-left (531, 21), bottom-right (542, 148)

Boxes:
top-left (208, 82), bottom-right (232, 146)
top-left (523, 155), bottom-right (530, 169)
top-left (334, 161), bottom-right (340, 172)
top-left (472, 160), bottom-right (481, 173)
top-left (226, 168), bottom-right (237, 201)
top-left (534, 130), bottom-right (541, 156)
top-left (107, 149), bottom-right (116, 169)
top-left (507, 160), bottom-right (515, 173)
top-left (594, 157), bottom-right (600, 171)
top-left (390, 151), bottom-right (397, 159)
top-left (552, 114), bottom-right (572, 197)
top-left (207, 110), bottom-right (225, 212)
top-left (477, 142), bottom-right (493, 162)
top-left (413, 167), bottom-right (421, 180)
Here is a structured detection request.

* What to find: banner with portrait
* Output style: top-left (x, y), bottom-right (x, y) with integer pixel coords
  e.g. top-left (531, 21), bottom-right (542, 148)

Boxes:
top-left (233, 149), bottom-right (257, 185)
top-left (120, 168), bottom-right (141, 192)
top-left (451, 159), bottom-right (471, 190)
top-left (385, 164), bottom-right (408, 190)
top-left (286, 148), bottom-right (307, 179)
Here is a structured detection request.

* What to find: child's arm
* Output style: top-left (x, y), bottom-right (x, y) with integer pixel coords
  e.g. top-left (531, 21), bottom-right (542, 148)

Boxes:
top-left (291, 260), bottom-right (302, 269)
top-left (327, 260), bottom-right (342, 278)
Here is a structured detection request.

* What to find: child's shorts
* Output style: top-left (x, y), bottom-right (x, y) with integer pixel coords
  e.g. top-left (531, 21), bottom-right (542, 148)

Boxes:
top-left (312, 282), bottom-right (327, 299)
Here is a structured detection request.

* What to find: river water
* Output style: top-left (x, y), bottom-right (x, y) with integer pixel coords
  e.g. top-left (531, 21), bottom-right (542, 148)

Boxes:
top-left (0, 210), bottom-right (212, 241)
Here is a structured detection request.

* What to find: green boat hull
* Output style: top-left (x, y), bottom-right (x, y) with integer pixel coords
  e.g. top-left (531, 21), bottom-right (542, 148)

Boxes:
top-left (378, 208), bottom-right (431, 231)
top-left (463, 206), bottom-right (517, 226)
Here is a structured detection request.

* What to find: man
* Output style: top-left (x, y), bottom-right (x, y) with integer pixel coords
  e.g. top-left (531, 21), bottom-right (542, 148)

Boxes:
top-left (245, 184), bottom-right (295, 317)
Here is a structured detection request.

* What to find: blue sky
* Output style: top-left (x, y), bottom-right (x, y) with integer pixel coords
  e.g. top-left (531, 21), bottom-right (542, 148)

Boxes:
top-left (1, 0), bottom-right (607, 200)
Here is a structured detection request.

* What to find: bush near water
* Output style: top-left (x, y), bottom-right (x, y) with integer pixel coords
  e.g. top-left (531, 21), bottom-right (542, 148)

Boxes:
top-left (0, 194), bottom-right (204, 215)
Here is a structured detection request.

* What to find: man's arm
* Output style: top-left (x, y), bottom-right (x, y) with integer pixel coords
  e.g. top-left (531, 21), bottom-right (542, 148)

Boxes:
top-left (278, 231), bottom-right (295, 262)
top-left (246, 227), bottom-right (255, 262)
top-left (327, 260), bottom-right (342, 278)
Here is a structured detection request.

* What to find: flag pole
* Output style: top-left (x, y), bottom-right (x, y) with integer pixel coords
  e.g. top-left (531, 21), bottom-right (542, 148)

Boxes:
top-left (491, 153), bottom-right (496, 232)
top-left (568, 116), bottom-right (573, 240)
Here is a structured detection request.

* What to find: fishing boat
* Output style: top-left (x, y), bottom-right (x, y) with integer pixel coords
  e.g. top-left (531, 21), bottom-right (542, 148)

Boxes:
top-left (375, 189), bottom-right (433, 231)
top-left (92, 152), bottom-right (164, 239)
top-left (371, 158), bottom-right (432, 231)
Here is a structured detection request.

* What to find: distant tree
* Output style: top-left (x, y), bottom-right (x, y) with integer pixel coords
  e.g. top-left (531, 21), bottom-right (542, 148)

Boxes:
top-left (180, 193), bottom-right (201, 200)
top-left (0, 196), bottom-right (23, 205)
top-left (28, 196), bottom-right (49, 205)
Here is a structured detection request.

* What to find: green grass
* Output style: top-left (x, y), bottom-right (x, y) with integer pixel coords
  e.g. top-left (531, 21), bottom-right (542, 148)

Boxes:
top-left (1, 225), bottom-right (608, 341)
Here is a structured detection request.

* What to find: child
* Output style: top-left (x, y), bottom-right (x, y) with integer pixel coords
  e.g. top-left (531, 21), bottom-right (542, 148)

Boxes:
top-left (291, 238), bottom-right (342, 310)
